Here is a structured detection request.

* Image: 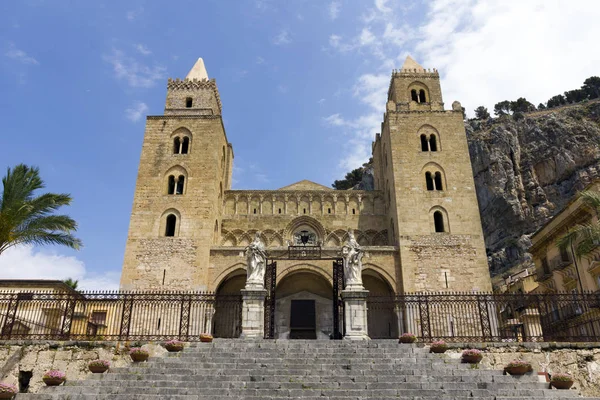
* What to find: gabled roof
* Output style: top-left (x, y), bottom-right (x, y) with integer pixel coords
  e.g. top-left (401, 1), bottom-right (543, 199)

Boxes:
top-left (278, 180), bottom-right (332, 191)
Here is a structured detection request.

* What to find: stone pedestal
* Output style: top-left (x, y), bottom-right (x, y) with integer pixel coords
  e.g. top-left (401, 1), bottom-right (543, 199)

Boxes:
top-left (341, 289), bottom-right (370, 340)
top-left (240, 289), bottom-right (267, 339)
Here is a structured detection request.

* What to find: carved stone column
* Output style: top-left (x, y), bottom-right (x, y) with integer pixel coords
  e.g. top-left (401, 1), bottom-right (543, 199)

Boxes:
top-left (240, 289), bottom-right (267, 339)
top-left (341, 289), bottom-right (370, 340)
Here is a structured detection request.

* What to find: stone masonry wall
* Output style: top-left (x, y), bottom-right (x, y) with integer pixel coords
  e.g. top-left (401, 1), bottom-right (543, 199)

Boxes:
top-left (445, 343), bottom-right (600, 398)
top-left (0, 342), bottom-right (166, 394)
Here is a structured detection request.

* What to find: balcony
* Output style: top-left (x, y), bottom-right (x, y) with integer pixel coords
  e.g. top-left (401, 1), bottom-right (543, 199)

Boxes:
top-left (536, 268), bottom-right (553, 282)
top-left (550, 256), bottom-right (572, 271)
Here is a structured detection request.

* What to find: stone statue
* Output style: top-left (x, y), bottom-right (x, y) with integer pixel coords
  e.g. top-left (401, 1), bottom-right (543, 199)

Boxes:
top-left (342, 229), bottom-right (364, 289)
top-left (245, 232), bottom-right (267, 289)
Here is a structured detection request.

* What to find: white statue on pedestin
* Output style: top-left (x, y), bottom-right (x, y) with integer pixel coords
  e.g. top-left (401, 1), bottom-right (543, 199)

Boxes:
top-left (245, 232), bottom-right (267, 289)
top-left (342, 229), bottom-right (364, 289)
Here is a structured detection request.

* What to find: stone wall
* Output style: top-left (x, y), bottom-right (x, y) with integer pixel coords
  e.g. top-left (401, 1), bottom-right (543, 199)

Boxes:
top-left (444, 342), bottom-right (600, 397)
top-left (0, 341), bottom-right (166, 394)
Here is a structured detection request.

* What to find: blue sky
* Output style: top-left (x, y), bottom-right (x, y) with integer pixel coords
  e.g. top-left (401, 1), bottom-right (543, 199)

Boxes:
top-left (1, 0), bottom-right (599, 289)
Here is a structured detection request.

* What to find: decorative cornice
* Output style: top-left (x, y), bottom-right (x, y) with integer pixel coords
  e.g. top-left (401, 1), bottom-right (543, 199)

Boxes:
top-left (147, 115), bottom-right (222, 120)
top-left (225, 189), bottom-right (383, 195)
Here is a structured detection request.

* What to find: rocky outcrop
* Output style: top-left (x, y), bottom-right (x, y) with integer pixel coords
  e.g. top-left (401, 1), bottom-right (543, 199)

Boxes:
top-left (467, 100), bottom-right (600, 276)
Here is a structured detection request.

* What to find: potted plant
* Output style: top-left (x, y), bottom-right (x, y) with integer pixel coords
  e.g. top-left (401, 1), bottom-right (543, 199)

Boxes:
top-left (429, 340), bottom-right (448, 354)
top-left (0, 383), bottom-right (18, 399)
top-left (399, 333), bottom-right (416, 344)
top-left (461, 349), bottom-right (483, 364)
top-left (164, 340), bottom-right (185, 352)
top-left (199, 333), bottom-right (213, 343)
top-left (129, 347), bottom-right (150, 362)
top-left (42, 370), bottom-right (66, 386)
top-left (88, 359), bottom-right (110, 373)
top-left (504, 359), bottom-right (531, 375)
top-left (551, 373), bottom-right (574, 389)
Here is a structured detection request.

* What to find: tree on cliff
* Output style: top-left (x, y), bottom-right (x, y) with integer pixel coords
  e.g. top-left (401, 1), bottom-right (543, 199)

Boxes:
top-left (547, 94), bottom-right (567, 108)
top-left (493, 101), bottom-right (511, 116)
top-left (582, 76), bottom-right (600, 99)
top-left (474, 106), bottom-right (490, 120)
top-left (510, 97), bottom-right (536, 113)
top-left (0, 164), bottom-right (82, 256)
top-left (557, 190), bottom-right (600, 258)
top-left (332, 158), bottom-right (372, 190)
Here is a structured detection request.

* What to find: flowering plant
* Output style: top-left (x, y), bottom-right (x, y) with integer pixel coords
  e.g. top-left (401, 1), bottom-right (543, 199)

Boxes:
top-left (462, 349), bottom-right (482, 357)
top-left (551, 373), bottom-right (573, 382)
top-left (129, 348), bottom-right (149, 356)
top-left (0, 383), bottom-right (17, 395)
top-left (165, 340), bottom-right (184, 346)
top-left (399, 333), bottom-right (417, 343)
top-left (430, 340), bottom-right (448, 353)
top-left (506, 359), bottom-right (531, 368)
top-left (88, 360), bottom-right (110, 368)
top-left (431, 340), bottom-right (447, 347)
top-left (199, 333), bottom-right (213, 338)
top-left (42, 370), bottom-right (66, 380)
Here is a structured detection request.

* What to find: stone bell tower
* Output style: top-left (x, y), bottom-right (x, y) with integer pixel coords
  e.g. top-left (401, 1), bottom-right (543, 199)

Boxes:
top-left (120, 58), bottom-right (233, 290)
top-left (372, 56), bottom-right (491, 293)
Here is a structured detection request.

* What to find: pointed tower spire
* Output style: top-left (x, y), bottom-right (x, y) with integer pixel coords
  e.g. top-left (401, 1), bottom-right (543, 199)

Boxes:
top-left (401, 55), bottom-right (424, 71)
top-left (186, 58), bottom-right (209, 80)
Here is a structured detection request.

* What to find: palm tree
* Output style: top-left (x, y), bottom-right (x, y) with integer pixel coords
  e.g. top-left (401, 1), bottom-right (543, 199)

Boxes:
top-left (557, 190), bottom-right (600, 258)
top-left (63, 278), bottom-right (79, 290)
top-left (0, 164), bottom-right (82, 255)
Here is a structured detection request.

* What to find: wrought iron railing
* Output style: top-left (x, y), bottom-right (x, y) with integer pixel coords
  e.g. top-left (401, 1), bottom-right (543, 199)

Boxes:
top-left (0, 291), bottom-right (242, 341)
top-left (367, 292), bottom-right (600, 343)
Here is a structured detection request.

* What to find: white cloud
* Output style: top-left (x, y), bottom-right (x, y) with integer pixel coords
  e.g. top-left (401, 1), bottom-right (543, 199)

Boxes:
top-left (125, 101), bottom-right (149, 122)
top-left (5, 43), bottom-right (38, 65)
top-left (256, 56), bottom-right (265, 64)
top-left (329, 1), bottom-right (341, 20)
top-left (0, 245), bottom-right (120, 291)
top-left (135, 44), bottom-right (152, 56)
top-left (374, 0), bottom-right (392, 13)
top-left (103, 49), bottom-right (166, 88)
top-left (272, 30), bottom-right (292, 45)
top-left (358, 28), bottom-right (376, 46)
top-left (126, 7), bottom-right (143, 21)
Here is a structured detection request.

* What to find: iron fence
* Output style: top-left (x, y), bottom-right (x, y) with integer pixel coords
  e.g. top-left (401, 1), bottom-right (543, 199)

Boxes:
top-left (367, 292), bottom-right (600, 342)
top-left (0, 291), bottom-right (242, 341)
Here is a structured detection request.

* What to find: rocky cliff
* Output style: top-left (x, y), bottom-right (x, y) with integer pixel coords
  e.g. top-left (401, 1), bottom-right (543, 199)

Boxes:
top-left (467, 100), bottom-right (600, 276)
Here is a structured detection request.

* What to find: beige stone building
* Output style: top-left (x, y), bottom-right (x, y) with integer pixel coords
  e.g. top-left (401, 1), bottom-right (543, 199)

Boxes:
top-left (120, 56), bottom-right (492, 338)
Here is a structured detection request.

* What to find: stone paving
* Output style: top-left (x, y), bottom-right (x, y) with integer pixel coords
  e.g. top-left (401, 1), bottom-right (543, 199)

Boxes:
top-left (15, 339), bottom-right (600, 400)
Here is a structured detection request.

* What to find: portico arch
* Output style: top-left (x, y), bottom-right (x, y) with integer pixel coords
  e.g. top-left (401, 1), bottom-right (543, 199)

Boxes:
top-left (213, 268), bottom-right (245, 338)
top-left (274, 268), bottom-right (333, 340)
top-left (364, 269), bottom-right (398, 339)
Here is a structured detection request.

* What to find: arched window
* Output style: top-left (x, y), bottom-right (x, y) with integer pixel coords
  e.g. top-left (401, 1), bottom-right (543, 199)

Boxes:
top-left (419, 89), bottom-right (426, 103)
top-left (425, 172), bottom-right (434, 191)
top-left (328, 208), bottom-right (331, 214)
top-left (176, 175), bottom-right (185, 194)
top-left (181, 137), bottom-right (190, 154)
top-left (278, 208), bottom-right (282, 214)
top-left (167, 175), bottom-right (176, 194)
top-left (433, 211), bottom-right (445, 232)
top-left (420, 134), bottom-right (428, 152)
top-left (165, 214), bottom-right (177, 237)
top-left (185, 97), bottom-right (193, 108)
top-left (173, 137), bottom-right (181, 154)
top-left (411, 89), bottom-right (418, 102)
top-left (429, 135), bottom-right (437, 151)
top-left (434, 172), bottom-right (443, 191)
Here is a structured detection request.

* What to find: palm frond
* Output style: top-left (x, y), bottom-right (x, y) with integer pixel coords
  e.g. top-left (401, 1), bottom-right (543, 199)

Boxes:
top-left (580, 190), bottom-right (600, 213)
top-left (557, 222), bottom-right (600, 258)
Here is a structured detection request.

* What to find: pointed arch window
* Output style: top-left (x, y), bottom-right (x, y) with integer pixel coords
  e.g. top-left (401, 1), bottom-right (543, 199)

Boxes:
top-left (419, 89), bottom-right (427, 103)
top-left (434, 172), bottom-right (443, 191)
top-left (165, 214), bottom-right (177, 237)
top-left (420, 135), bottom-right (428, 152)
top-left (181, 137), bottom-right (190, 154)
top-left (429, 135), bottom-right (437, 151)
top-left (176, 175), bottom-right (185, 194)
top-left (411, 89), bottom-right (419, 102)
top-left (433, 211), bottom-right (445, 232)
top-left (167, 175), bottom-right (176, 195)
top-left (425, 172), bottom-right (434, 191)
top-left (173, 137), bottom-right (181, 154)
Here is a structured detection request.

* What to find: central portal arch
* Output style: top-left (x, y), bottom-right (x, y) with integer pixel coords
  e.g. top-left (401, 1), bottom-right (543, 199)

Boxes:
top-left (274, 269), bottom-right (333, 339)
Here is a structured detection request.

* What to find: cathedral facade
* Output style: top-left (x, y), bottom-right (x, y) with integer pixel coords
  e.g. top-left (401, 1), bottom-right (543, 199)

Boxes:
top-left (120, 57), bottom-right (492, 338)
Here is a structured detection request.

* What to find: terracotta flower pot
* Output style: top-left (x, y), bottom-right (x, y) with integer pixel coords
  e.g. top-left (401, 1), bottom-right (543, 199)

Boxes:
top-left (505, 365), bottom-right (529, 375)
top-left (462, 354), bottom-right (482, 364)
top-left (399, 336), bottom-right (416, 344)
top-left (0, 393), bottom-right (16, 399)
top-left (200, 335), bottom-right (213, 343)
top-left (165, 344), bottom-right (184, 352)
top-left (43, 377), bottom-right (65, 386)
top-left (552, 380), bottom-right (574, 390)
top-left (88, 365), bottom-right (109, 373)
top-left (430, 346), bottom-right (447, 354)
top-left (130, 353), bottom-right (149, 362)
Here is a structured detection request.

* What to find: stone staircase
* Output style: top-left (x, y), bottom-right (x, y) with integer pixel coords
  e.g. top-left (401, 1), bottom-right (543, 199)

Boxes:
top-left (16, 340), bottom-right (600, 400)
